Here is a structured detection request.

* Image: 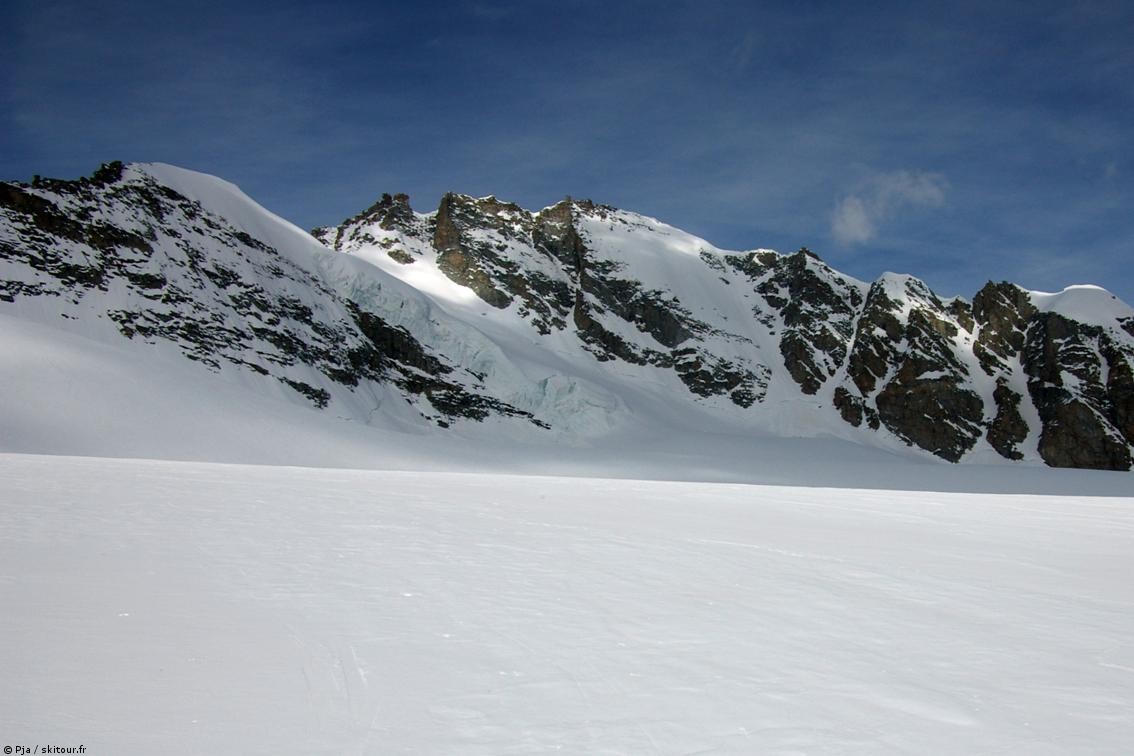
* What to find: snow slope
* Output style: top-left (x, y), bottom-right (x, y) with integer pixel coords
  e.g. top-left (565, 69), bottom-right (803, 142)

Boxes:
top-left (1030, 283), bottom-right (1134, 327)
top-left (2, 453), bottom-right (1133, 754)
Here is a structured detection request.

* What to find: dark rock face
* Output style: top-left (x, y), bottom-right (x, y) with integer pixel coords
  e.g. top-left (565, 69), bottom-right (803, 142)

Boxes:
top-left (833, 275), bottom-right (1132, 467)
top-left (1033, 398), bottom-right (1130, 470)
top-left (767, 250), bottom-right (862, 396)
top-left (876, 380), bottom-right (984, 462)
top-left (433, 193), bottom-right (515, 309)
top-left (840, 280), bottom-right (985, 463)
top-left (725, 248), bottom-right (861, 395)
top-left (1104, 341), bottom-right (1134, 444)
top-left (871, 304), bottom-right (984, 463)
top-left (845, 282), bottom-right (906, 397)
top-left (536, 201), bottom-right (700, 354)
top-left (1022, 313), bottom-right (1131, 470)
top-left (671, 348), bottom-right (764, 408)
top-left (833, 386), bottom-right (879, 430)
top-left (986, 382), bottom-right (1029, 460)
top-left (972, 281), bottom-right (1038, 375)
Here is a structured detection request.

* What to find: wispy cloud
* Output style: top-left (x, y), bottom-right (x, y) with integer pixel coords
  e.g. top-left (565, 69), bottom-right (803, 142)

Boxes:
top-left (468, 3), bottom-right (518, 21)
top-left (729, 32), bottom-right (759, 75)
top-left (831, 171), bottom-right (949, 245)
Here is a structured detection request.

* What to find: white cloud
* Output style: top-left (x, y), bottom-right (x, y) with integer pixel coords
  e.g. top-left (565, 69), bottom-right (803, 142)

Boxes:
top-left (831, 170), bottom-right (948, 245)
top-left (831, 195), bottom-right (874, 245)
top-left (729, 32), bottom-right (759, 74)
top-left (468, 3), bottom-right (517, 21)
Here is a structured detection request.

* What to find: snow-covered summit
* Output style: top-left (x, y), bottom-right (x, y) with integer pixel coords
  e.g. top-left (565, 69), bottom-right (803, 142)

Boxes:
top-left (131, 162), bottom-right (326, 259)
top-left (1029, 283), bottom-right (1134, 328)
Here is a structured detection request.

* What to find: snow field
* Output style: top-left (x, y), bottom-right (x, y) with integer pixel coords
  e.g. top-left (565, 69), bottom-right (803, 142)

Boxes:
top-left (2, 453), bottom-right (1132, 754)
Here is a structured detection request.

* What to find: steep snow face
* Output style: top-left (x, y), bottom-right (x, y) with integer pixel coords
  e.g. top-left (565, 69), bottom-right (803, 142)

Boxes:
top-left (1029, 284), bottom-right (1134, 328)
top-left (133, 163), bottom-right (328, 263)
top-left (4, 162), bottom-right (1134, 469)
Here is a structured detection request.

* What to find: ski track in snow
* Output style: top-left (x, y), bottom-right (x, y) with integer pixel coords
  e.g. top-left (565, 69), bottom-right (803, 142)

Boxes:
top-left (2, 453), bottom-right (1132, 754)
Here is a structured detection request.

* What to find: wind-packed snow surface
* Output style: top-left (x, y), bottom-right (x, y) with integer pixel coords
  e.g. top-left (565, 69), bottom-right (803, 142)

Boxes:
top-left (2, 453), bottom-right (1133, 754)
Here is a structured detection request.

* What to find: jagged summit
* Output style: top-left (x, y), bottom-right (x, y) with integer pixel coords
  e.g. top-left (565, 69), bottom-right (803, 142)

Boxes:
top-left (3, 162), bottom-right (1133, 471)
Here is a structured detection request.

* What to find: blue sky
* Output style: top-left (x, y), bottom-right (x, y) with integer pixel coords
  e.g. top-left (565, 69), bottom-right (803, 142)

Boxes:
top-left (4, 0), bottom-right (1132, 303)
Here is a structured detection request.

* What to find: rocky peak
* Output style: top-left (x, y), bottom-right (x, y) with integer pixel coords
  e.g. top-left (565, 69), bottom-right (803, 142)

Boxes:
top-left (532, 201), bottom-right (586, 272)
top-left (846, 281), bottom-right (905, 396)
top-left (972, 281), bottom-right (1037, 374)
top-left (432, 192), bottom-right (549, 311)
top-left (734, 247), bottom-right (864, 395)
top-left (835, 274), bottom-right (991, 461)
top-left (358, 192), bottom-right (414, 231)
top-left (313, 191), bottom-right (425, 261)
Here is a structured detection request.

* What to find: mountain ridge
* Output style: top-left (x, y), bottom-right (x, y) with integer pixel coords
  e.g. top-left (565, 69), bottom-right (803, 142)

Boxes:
top-left (3, 161), bottom-right (1132, 471)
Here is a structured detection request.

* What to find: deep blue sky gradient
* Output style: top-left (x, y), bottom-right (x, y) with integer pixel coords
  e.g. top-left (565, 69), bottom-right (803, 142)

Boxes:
top-left (4, 0), bottom-right (1132, 302)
